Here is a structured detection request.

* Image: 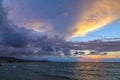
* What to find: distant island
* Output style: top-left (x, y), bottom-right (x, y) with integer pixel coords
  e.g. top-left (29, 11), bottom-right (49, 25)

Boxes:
top-left (0, 56), bottom-right (49, 63)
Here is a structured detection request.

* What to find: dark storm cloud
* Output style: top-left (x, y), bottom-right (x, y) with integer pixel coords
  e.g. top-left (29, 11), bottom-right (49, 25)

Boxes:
top-left (0, 0), bottom-right (31, 48)
top-left (2, 30), bottom-right (28, 48)
top-left (0, 0), bottom-right (33, 56)
top-left (3, 0), bottom-right (83, 38)
top-left (0, 0), bottom-right (60, 57)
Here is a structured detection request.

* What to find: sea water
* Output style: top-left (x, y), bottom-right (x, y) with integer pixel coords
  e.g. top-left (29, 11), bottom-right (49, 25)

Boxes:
top-left (0, 62), bottom-right (120, 80)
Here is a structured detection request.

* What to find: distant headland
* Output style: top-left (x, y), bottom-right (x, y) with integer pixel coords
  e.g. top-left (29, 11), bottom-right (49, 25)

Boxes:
top-left (0, 56), bottom-right (49, 63)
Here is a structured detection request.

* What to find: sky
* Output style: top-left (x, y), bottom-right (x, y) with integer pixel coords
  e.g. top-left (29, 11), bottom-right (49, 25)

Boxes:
top-left (0, 0), bottom-right (120, 62)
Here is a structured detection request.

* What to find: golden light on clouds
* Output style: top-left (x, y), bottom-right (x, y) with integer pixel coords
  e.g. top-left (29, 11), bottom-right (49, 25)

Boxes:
top-left (71, 0), bottom-right (120, 37)
top-left (20, 20), bottom-right (52, 32)
top-left (73, 17), bottom-right (113, 37)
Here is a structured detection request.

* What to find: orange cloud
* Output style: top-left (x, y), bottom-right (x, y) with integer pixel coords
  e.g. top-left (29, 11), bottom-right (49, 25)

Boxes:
top-left (71, 0), bottom-right (120, 37)
top-left (19, 20), bottom-right (52, 32)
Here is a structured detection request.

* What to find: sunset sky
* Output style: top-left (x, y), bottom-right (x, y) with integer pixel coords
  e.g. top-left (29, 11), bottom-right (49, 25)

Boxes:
top-left (0, 0), bottom-right (120, 62)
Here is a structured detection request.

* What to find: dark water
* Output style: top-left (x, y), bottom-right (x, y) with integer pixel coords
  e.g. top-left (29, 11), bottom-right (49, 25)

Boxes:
top-left (0, 62), bottom-right (120, 80)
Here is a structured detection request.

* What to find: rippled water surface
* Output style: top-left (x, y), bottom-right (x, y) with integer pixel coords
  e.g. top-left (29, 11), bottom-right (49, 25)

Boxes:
top-left (0, 62), bottom-right (120, 80)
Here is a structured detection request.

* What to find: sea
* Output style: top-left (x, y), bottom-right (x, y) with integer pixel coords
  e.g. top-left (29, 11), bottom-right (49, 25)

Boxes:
top-left (0, 62), bottom-right (120, 80)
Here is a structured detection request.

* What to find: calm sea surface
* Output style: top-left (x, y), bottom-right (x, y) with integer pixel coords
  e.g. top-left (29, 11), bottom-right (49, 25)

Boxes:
top-left (0, 62), bottom-right (120, 80)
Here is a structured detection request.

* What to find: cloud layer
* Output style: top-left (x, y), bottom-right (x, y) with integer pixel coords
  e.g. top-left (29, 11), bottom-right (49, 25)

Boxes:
top-left (72, 0), bottom-right (120, 37)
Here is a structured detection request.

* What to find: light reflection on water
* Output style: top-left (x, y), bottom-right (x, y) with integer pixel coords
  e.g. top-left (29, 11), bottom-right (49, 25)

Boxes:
top-left (0, 62), bottom-right (120, 80)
